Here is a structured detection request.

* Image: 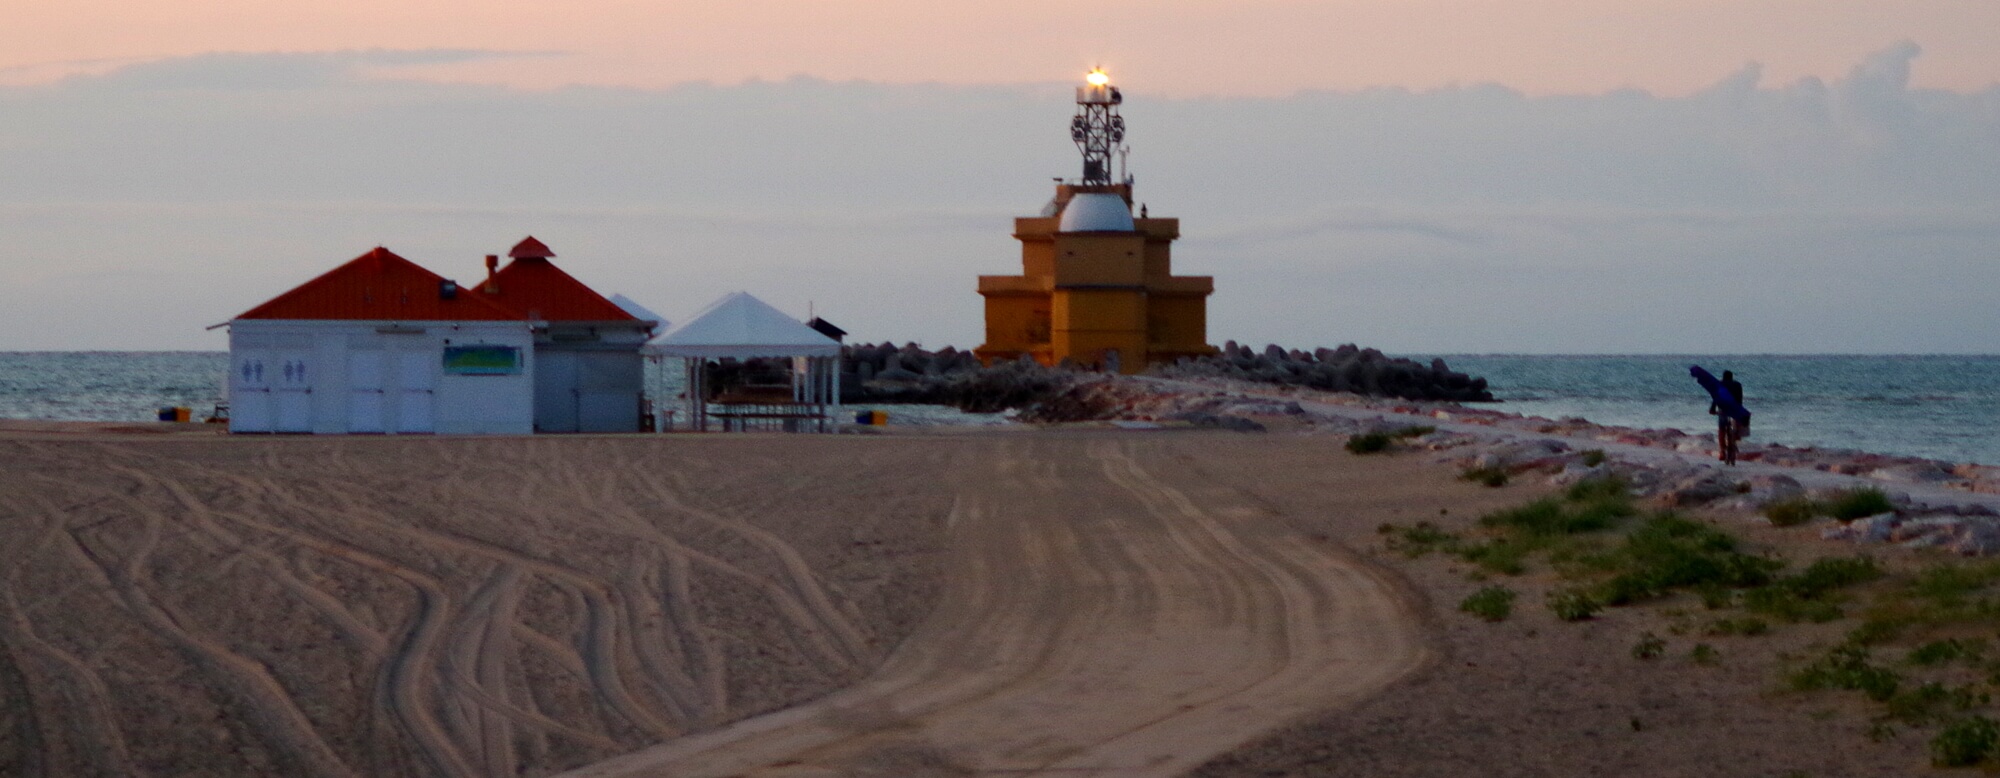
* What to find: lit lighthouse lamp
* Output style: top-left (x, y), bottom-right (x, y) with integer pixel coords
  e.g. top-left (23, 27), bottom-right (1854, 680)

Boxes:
top-left (1077, 68), bottom-right (1121, 105)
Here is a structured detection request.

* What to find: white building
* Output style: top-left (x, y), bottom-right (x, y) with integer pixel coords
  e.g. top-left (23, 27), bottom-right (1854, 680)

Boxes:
top-left (223, 242), bottom-right (655, 435)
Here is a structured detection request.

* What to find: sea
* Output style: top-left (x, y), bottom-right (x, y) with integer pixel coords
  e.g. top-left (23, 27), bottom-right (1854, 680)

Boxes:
top-left (3, 352), bottom-right (1996, 466)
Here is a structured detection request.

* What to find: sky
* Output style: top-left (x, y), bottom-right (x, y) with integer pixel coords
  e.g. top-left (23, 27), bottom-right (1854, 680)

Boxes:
top-left (2, 3), bottom-right (1998, 353)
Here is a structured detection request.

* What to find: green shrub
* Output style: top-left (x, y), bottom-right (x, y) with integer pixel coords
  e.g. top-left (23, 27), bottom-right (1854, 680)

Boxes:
top-left (1932, 715), bottom-right (1999, 768)
top-left (1580, 449), bottom-right (1607, 467)
top-left (1459, 586), bottom-right (1516, 621)
top-left (1392, 425), bottom-right (1436, 438)
top-left (1632, 632), bottom-right (1666, 660)
top-left (1460, 466), bottom-right (1510, 487)
top-left (1690, 643), bottom-right (1721, 665)
top-left (1791, 644), bottom-right (1901, 702)
top-left (1346, 432), bottom-right (1393, 454)
top-left (1763, 496), bottom-right (1821, 527)
top-left (1824, 487), bottom-right (1895, 521)
top-left (1548, 589), bottom-right (1600, 621)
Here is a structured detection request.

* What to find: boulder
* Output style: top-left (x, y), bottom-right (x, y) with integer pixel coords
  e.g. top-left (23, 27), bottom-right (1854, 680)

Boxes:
top-left (1890, 515), bottom-right (1967, 543)
top-left (1849, 512), bottom-right (1901, 543)
top-left (1868, 464), bottom-right (1962, 485)
top-left (1951, 521), bottom-right (2000, 556)
top-left (1660, 473), bottom-right (1744, 508)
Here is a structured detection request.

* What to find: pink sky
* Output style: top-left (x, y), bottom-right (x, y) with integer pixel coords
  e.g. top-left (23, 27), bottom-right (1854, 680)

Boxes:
top-left (7, 1), bottom-right (1999, 96)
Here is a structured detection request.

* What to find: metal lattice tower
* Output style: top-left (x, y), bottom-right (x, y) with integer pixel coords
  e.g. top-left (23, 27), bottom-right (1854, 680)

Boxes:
top-left (1070, 70), bottom-right (1125, 185)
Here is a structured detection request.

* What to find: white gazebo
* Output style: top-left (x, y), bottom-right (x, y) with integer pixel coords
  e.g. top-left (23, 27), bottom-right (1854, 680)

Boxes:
top-left (642, 292), bottom-right (843, 432)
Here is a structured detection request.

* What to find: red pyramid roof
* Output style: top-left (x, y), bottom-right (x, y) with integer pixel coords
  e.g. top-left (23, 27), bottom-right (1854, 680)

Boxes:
top-left (237, 247), bottom-right (525, 321)
top-left (509, 236), bottom-right (555, 259)
top-left (485, 256), bottom-right (637, 322)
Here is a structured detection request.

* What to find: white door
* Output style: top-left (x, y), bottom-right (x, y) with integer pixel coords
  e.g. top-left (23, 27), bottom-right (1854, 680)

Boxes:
top-left (273, 353), bottom-right (313, 433)
top-left (395, 350), bottom-right (436, 433)
top-left (231, 352), bottom-right (273, 432)
top-left (576, 353), bottom-right (640, 432)
top-left (534, 352), bottom-right (580, 432)
top-left (347, 351), bottom-right (386, 433)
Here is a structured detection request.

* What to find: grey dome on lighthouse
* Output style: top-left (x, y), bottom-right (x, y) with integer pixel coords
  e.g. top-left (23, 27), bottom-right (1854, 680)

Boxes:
top-left (1057, 193), bottom-right (1135, 232)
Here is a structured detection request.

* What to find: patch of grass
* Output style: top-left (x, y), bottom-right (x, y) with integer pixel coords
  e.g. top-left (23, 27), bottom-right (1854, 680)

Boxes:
top-left (1345, 432), bottom-right (1393, 454)
top-left (1742, 556), bottom-right (1883, 623)
top-left (1548, 588), bottom-right (1601, 621)
top-left (1345, 425), bottom-right (1435, 455)
top-left (1632, 632), bottom-right (1666, 660)
top-left (1910, 562), bottom-right (2000, 607)
top-left (1460, 466), bottom-right (1510, 488)
top-left (1690, 643), bottom-right (1722, 665)
top-left (1481, 493), bottom-right (1631, 537)
top-left (1824, 487), bottom-right (1895, 521)
top-left (1764, 496), bottom-right (1821, 527)
top-left (1590, 515), bottom-right (1781, 606)
top-left (1378, 522), bottom-right (1460, 558)
top-left (1884, 682), bottom-right (1988, 726)
top-left (1565, 474), bottom-right (1631, 503)
top-left (1459, 585), bottom-right (1516, 622)
top-left (1791, 644), bottom-right (1901, 702)
top-left (1931, 715), bottom-right (2000, 768)
top-left (1580, 449), bottom-right (1606, 467)
top-left (1705, 616), bottom-right (1771, 637)
top-left (1457, 538), bottom-right (1534, 576)
top-left (1908, 638), bottom-right (1986, 667)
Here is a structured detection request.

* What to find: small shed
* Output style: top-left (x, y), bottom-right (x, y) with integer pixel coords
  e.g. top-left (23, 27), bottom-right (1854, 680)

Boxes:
top-left (478, 237), bottom-right (656, 432)
top-left (643, 292), bottom-right (842, 432)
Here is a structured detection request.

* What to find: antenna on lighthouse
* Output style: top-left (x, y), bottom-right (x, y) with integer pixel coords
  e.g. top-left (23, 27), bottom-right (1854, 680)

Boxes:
top-left (1070, 68), bottom-right (1125, 185)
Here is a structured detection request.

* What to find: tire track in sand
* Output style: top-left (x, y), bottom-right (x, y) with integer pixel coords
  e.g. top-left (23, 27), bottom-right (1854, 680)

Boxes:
top-left (560, 435), bottom-right (1431, 778)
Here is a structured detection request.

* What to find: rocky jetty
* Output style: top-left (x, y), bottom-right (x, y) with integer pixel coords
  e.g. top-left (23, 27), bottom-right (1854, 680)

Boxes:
top-left (839, 343), bottom-right (1074, 412)
top-left (835, 340), bottom-right (1494, 410)
top-left (1154, 342), bottom-right (1494, 402)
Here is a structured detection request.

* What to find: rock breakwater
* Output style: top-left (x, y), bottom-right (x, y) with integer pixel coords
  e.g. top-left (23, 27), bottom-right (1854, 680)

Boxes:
top-left (834, 340), bottom-right (1494, 411)
top-left (1154, 342), bottom-right (1494, 402)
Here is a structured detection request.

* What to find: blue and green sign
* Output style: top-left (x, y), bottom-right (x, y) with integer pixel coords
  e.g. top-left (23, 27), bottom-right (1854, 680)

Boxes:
top-left (442, 345), bottom-right (522, 375)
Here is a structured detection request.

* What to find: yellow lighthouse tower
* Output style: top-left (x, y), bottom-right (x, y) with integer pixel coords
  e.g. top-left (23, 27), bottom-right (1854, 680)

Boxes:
top-left (974, 69), bottom-right (1215, 374)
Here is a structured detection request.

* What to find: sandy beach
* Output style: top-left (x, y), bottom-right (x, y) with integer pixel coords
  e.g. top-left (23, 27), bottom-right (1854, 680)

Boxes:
top-left (0, 399), bottom-right (1980, 776)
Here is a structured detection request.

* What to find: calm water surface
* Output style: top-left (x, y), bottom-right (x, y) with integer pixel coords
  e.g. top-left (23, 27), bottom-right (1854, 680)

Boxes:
top-left (4, 352), bottom-right (1995, 463)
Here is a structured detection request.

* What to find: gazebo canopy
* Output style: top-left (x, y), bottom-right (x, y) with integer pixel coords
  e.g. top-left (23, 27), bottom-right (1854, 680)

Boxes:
top-left (643, 291), bottom-right (840, 358)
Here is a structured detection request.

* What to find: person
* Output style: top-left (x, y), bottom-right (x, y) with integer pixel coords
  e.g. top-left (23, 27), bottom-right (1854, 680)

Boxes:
top-left (1708, 370), bottom-right (1747, 465)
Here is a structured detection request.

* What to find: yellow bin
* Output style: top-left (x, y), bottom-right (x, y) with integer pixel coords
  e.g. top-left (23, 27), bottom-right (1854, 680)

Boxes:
top-left (869, 410), bottom-right (888, 426)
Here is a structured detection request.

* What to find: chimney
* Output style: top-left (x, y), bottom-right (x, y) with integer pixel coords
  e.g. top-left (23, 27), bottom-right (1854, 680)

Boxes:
top-left (482, 254), bottom-right (500, 293)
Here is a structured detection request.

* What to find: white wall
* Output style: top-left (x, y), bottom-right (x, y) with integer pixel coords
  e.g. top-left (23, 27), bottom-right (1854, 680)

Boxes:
top-left (228, 320), bottom-right (535, 435)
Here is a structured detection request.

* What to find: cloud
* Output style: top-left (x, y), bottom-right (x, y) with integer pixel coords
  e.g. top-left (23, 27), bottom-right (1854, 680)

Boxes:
top-left (54, 49), bottom-right (558, 92)
top-left (1, 43), bottom-right (1998, 352)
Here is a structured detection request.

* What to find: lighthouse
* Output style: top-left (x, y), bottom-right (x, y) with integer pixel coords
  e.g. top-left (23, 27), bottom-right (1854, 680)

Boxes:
top-left (974, 69), bottom-right (1216, 373)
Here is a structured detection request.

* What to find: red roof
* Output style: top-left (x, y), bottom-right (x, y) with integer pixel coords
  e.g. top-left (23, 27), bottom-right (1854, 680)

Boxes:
top-left (237, 247), bottom-right (525, 321)
top-left (509, 236), bottom-right (555, 259)
top-left (485, 255), bottom-right (637, 322)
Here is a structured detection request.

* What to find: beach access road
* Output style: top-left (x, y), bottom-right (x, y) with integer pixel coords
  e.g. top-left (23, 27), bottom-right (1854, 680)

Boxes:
top-left (564, 434), bottom-right (1432, 778)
